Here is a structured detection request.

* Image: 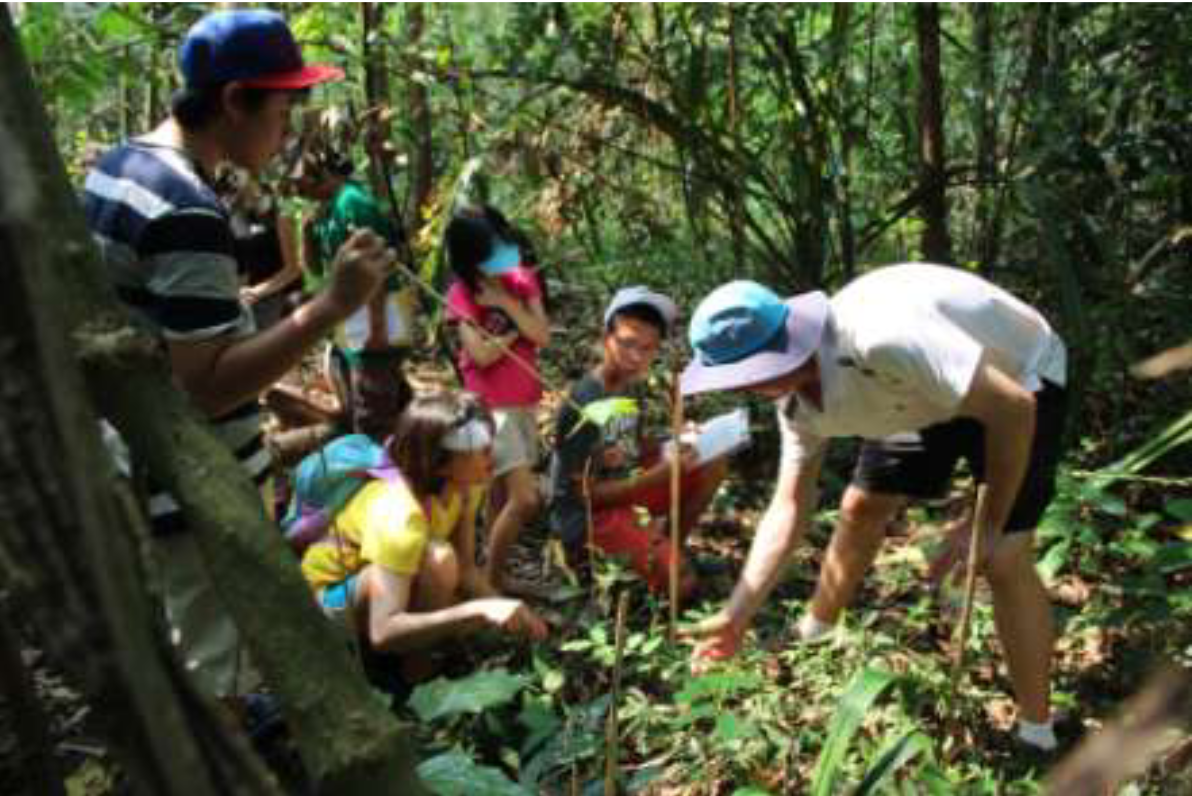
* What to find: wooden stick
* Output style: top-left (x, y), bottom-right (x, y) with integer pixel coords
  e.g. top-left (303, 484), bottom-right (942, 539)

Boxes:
top-left (952, 484), bottom-right (990, 678)
top-left (669, 370), bottom-right (684, 641)
top-left (605, 591), bottom-right (630, 796)
top-left (583, 457), bottom-right (596, 599)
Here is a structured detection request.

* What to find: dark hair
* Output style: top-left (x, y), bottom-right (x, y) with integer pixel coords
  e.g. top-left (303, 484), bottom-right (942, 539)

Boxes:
top-left (171, 84), bottom-right (307, 131)
top-left (607, 303), bottom-right (669, 339)
top-left (444, 204), bottom-right (520, 292)
top-left (387, 391), bottom-right (493, 498)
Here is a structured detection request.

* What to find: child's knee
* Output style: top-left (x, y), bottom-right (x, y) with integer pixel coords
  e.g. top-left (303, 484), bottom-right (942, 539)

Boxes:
top-left (512, 484), bottom-right (541, 517)
top-left (504, 473), bottom-right (541, 518)
top-left (421, 541), bottom-right (461, 595)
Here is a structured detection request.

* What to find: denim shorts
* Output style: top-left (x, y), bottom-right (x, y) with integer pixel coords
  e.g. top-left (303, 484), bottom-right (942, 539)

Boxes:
top-left (318, 573), bottom-right (361, 628)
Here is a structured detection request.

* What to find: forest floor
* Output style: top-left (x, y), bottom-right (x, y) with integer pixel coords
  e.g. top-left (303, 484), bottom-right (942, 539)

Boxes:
top-left (2, 289), bottom-right (1191, 794)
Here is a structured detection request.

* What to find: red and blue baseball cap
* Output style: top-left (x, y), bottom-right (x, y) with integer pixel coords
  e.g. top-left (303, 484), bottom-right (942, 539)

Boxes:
top-left (179, 10), bottom-right (343, 90)
top-left (680, 281), bottom-right (828, 396)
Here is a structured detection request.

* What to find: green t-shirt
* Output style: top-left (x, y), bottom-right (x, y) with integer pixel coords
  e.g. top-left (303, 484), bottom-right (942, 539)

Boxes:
top-left (307, 180), bottom-right (401, 293)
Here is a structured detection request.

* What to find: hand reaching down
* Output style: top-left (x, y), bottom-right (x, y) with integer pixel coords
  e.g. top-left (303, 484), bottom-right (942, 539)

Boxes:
top-left (475, 598), bottom-right (549, 641)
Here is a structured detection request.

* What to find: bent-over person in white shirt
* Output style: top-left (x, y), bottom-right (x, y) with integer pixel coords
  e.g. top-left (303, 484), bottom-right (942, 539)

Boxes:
top-left (680, 263), bottom-right (1068, 753)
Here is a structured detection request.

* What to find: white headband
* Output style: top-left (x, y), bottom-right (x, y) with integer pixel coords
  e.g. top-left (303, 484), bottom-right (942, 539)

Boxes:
top-left (441, 418), bottom-right (493, 452)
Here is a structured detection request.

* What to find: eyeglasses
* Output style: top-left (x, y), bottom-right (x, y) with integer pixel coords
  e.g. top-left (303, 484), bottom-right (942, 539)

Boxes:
top-left (611, 333), bottom-right (659, 358)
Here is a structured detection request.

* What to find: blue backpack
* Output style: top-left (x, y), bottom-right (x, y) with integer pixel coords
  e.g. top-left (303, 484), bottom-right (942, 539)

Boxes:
top-left (281, 434), bottom-right (400, 553)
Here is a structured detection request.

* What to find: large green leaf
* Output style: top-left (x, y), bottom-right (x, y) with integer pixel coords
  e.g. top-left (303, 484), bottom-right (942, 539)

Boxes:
top-left (408, 668), bottom-right (527, 723)
top-left (811, 667), bottom-right (898, 796)
top-left (1105, 408), bottom-right (1192, 479)
top-left (417, 750), bottom-right (533, 796)
top-left (1165, 498), bottom-right (1192, 523)
top-left (855, 730), bottom-right (933, 795)
top-left (674, 670), bottom-right (765, 704)
top-left (1149, 542), bottom-right (1192, 574)
top-left (569, 396), bottom-right (640, 438)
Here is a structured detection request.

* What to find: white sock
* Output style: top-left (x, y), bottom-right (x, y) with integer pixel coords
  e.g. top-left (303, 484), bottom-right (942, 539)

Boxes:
top-left (796, 613), bottom-right (836, 643)
top-left (1016, 718), bottom-right (1057, 751)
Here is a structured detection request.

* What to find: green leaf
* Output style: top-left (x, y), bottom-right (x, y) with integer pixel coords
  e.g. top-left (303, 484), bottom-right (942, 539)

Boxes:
top-left (1165, 498), bottom-right (1192, 523)
top-left (571, 397), bottom-right (640, 437)
top-left (1037, 538), bottom-right (1071, 582)
top-left (1092, 492), bottom-right (1128, 517)
top-left (855, 730), bottom-right (932, 794)
top-left (811, 667), bottom-right (898, 796)
top-left (1149, 542), bottom-right (1192, 574)
top-left (518, 703), bottom-right (561, 757)
top-left (731, 789), bottom-right (775, 796)
top-left (417, 750), bottom-right (533, 796)
top-left (408, 668), bottom-right (527, 723)
top-left (675, 671), bottom-right (765, 704)
top-left (65, 758), bottom-right (115, 796)
top-left (713, 712), bottom-right (759, 743)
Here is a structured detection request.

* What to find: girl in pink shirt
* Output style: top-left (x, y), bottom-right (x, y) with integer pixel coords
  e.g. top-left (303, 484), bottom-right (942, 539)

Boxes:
top-left (444, 206), bottom-right (551, 594)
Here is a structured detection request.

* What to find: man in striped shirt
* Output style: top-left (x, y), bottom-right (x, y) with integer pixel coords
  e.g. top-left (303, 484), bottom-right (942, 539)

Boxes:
top-left (83, 10), bottom-right (397, 697)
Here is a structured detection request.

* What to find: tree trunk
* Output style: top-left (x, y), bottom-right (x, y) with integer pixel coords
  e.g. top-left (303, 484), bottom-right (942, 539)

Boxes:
top-left (405, 3), bottom-right (434, 227)
top-left (360, 3), bottom-right (392, 204)
top-left (0, 9), bottom-right (425, 794)
top-left (915, 3), bottom-right (953, 264)
top-left (971, 3), bottom-right (997, 272)
top-left (829, 4), bottom-right (857, 282)
top-left (726, 4), bottom-right (746, 273)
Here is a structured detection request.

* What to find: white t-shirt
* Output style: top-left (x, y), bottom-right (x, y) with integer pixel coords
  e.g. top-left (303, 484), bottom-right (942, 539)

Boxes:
top-left (781, 263), bottom-right (1066, 465)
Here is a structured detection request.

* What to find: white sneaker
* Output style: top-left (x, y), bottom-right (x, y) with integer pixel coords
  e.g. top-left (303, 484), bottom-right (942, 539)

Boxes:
top-left (1016, 719), bottom-right (1058, 752)
top-left (795, 613), bottom-right (837, 645)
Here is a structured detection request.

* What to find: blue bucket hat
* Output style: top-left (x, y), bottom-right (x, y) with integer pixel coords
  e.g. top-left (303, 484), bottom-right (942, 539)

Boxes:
top-left (680, 281), bottom-right (828, 396)
top-left (179, 10), bottom-right (343, 90)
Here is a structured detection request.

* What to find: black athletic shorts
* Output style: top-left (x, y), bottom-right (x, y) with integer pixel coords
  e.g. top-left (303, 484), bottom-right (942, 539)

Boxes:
top-left (851, 380), bottom-right (1068, 533)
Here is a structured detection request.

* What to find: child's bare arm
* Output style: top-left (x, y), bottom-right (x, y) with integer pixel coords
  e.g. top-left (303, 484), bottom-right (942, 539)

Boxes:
top-left (458, 322), bottom-right (519, 368)
top-left (475, 283), bottom-right (550, 348)
top-left (365, 566), bottom-right (545, 651)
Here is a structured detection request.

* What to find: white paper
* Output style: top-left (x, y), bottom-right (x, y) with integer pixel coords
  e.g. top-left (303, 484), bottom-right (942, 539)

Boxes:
top-left (665, 407), bottom-right (751, 465)
top-left (339, 290), bottom-right (414, 349)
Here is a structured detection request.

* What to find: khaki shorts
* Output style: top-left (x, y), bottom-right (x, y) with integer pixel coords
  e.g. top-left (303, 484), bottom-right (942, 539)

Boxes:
top-left (492, 407), bottom-right (540, 477)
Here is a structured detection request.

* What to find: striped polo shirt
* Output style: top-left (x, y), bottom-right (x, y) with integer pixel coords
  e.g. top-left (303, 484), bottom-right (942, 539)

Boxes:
top-left (83, 141), bottom-right (270, 534)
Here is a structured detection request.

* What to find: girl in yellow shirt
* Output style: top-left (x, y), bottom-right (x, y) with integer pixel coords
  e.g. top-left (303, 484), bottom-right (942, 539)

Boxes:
top-left (301, 391), bottom-right (546, 666)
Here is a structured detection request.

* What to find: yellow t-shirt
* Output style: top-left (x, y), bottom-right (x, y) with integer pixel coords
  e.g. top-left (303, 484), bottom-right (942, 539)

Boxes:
top-left (301, 478), bottom-right (485, 590)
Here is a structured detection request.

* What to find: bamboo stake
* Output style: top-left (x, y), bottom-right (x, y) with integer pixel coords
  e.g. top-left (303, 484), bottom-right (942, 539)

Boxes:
top-left (583, 457), bottom-right (596, 600)
top-left (952, 484), bottom-right (990, 678)
top-left (669, 370), bottom-right (684, 641)
top-left (604, 591), bottom-right (630, 796)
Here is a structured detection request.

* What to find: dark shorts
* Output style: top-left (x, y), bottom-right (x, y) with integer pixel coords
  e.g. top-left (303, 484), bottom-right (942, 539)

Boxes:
top-left (851, 381), bottom-right (1068, 533)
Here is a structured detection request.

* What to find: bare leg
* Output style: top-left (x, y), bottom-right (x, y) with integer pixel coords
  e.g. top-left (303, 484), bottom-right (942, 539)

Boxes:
top-left (398, 542), bottom-right (460, 682)
top-left (807, 486), bottom-right (904, 624)
top-left (409, 541), bottom-right (461, 612)
top-left (484, 466), bottom-right (540, 593)
top-left (984, 532), bottom-right (1053, 724)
